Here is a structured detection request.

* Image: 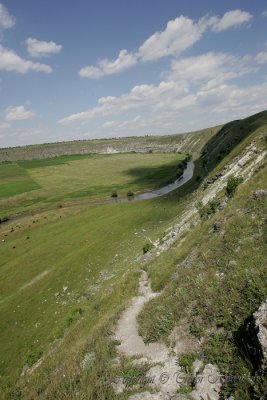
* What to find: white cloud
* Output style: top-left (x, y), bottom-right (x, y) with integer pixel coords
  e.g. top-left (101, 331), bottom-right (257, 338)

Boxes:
top-left (5, 105), bottom-right (36, 121)
top-left (0, 3), bottom-right (15, 29)
top-left (79, 49), bottom-right (137, 78)
top-left (0, 121), bottom-right (9, 130)
top-left (256, 51), bottom-right (267, 64)
top-left (0, 45), bottom-right (52, 73)
top-left (102, 120), bottom-right (116, 128)
top-left (59, 80), bottom-right (188, 124)
top-left (256, 42), bottom-right (267, 64)
top-left (138, 15), bottom-right (204, 62)
top-left (209, 10), bottom-right (252, 32)
top-left (79, 10), bottom-right (253, 79)
top-left (60, 39), bottom-right (267, 139)
top-left (168, 52), bottom-right (256, 85)
top-left (26, 38), bottom-right (62, 57)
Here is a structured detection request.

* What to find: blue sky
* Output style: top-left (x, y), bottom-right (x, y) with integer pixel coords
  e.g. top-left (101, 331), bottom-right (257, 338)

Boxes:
top-left (0, 0), bottom-right (267, 147)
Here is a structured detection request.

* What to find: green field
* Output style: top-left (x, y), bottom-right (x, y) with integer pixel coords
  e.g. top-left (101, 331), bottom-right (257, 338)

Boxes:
top-left (0, 152), bottom-right (186, 217)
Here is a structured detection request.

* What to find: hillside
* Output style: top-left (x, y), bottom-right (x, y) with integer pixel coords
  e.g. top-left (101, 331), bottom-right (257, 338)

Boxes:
top-left (0, 125), bottom-right (220, 162)
top-left (0, 111), bottom-right (266, 400)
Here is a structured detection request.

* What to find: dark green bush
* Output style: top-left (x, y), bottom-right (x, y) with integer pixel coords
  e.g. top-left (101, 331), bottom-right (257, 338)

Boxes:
top-left (142, 242), bottom-right (153, 254)
top-left (225, 176), bottom-right (243, 198)
top-left (111, 190), bottom-right (118, 198)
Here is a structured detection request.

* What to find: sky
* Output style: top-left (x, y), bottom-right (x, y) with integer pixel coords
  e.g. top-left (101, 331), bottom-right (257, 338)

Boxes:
top-left (0, 0), bottom-right (267, 148)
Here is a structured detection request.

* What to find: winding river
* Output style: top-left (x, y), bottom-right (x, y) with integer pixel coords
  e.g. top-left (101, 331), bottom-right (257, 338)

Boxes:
top-left (114, 160), bottom-right (195, 203)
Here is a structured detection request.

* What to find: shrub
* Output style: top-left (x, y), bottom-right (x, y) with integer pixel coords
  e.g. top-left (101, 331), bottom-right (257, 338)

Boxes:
top-left (127, 190), bottom-right (134, 197)
top-left (225, 176), bottom-right (243, 198)
top-left (111, 190), bottom-right (118, 198)
top-left (198, 200), bottom-right (218, 219)
top-left (143, 242), bottom-right (153, 254)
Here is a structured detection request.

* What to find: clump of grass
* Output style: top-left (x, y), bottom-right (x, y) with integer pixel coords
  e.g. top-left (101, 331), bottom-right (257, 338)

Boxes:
top-left (179, 352), bottom-right (196, 373)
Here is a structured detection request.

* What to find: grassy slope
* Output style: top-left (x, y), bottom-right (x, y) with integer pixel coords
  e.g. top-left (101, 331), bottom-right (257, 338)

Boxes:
top-left (0, 153), bottom-right (190, 399)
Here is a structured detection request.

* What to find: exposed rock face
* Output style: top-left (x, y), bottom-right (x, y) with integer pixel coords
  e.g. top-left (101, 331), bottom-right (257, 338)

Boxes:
top-left (217, 196), bottom-right (229, 210)
top-left (253, 300), bottom-right (267, 371)
top-left (244, 300), bottom-right (267, 373)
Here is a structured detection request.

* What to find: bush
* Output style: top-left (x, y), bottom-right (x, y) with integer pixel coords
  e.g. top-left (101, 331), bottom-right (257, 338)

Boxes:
top-left (127, 190), bottom-right (134, 197)
top-left (198, 200), bottom-right (218, 219)
top-left (111, 190), bottom-right (118, 198)
top-left (143, 242), bottom-right (153, 254)
top-left (225, 176), bottom-right (243, 198)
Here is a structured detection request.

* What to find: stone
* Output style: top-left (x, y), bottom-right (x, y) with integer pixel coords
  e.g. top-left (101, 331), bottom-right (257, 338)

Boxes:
top-left (251, 189), bottom-right (267, 200)
top-left (213, 220), bottom-right (222, 232)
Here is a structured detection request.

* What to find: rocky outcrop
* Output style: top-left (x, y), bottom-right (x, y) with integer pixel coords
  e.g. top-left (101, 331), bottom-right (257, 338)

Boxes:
top-left (254, 300), bottom-right (267, 371)
top-left (244, 300), bottom-right (267, 373)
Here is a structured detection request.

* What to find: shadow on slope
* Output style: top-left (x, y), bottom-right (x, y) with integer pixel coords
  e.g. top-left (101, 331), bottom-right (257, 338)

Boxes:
top-left (122, 110), bottom-right (267, 204)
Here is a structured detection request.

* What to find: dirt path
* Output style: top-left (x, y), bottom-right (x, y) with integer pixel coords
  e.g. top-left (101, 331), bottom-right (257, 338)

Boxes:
top-left (114, 271), bottom-right (183, 398)
top-left (114, 272), bottom-right (221, 400)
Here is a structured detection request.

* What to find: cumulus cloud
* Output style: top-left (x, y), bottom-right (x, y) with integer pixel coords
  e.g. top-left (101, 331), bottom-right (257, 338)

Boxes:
top-left (79, 49), bottom-right (137, 78)
top-left (0, 45), bottom-right (52, 73)
top-left (79, 10), bottom-right (253, 79)
top-left (26, 38), bottom-right (62, 57)
top-left (0, 3), bottom-right (15, 29)
top-left (168, 52), bottom-right (256, 85)
top-left (59, 80), bottom-right (188, 124)
top-left (5, 105), bottom-right (36, 121)
top-left (60, 37), bottom-right (267, 137)
top-left (209, 9), bottom-right (252, 32)
top-left (138, 15), bottom-right (204, 62)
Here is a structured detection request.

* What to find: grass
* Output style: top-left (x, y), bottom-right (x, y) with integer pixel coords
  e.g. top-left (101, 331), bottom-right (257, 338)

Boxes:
top-left (0, 151), bottom-right (192, 399)
top-left (0, 164), bottom-right (40, 199)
